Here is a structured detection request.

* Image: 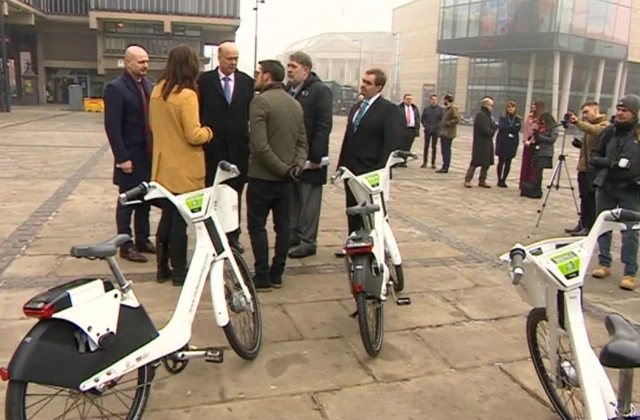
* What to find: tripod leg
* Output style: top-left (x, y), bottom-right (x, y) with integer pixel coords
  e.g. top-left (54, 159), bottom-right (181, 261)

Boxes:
top-left (527, 163), bottom-right (561, 237)
top-left (561, 158), bottom-right (582, 218)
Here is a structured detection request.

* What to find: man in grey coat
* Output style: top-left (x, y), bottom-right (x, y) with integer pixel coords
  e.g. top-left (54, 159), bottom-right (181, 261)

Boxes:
top-left (464, 96), bottom-right (498, 188)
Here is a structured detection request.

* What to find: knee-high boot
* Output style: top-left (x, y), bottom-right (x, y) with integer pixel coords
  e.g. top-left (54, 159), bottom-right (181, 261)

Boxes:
top-left (156, 238), bottom-right (172, 283)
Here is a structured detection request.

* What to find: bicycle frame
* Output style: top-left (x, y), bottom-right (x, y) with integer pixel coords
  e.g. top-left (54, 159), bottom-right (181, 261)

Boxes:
top-left (332, 151), bottom-right (414, 298)
top-left (501, 209), bottom-right (640, 420)
top-left (78, 163), bottom-right (253, 391)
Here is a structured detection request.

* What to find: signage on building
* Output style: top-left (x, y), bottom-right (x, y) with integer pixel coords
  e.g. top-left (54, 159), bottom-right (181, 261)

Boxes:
top-left (117, 59), bottom-right (124, 68)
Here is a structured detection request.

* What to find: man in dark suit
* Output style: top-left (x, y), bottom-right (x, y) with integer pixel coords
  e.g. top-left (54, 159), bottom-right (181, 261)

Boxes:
top-left (198, 41), bottom-right (255, 253)
top-left (284, 51), bottom-right (333, 259)
top-left (335, 68), bottom-right (402, 257)
top-left (103, 45), bottom-right (156, 263)
top-left (397, 93), bottom-right (420, 167)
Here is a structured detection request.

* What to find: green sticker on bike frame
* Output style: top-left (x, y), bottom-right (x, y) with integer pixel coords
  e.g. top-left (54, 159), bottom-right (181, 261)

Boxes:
top-left (550, 250), bottom-right (580, 279)
top-left (185, 193), bottom-right (204, 213)
top-left (365, 174), bottom-right (380, 188)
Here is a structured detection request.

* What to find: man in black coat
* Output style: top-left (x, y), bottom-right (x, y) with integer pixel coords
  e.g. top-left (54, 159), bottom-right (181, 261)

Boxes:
top-left (335, 68), bottom-right (402, 257)
top-left (464, 96), bottom-right (498, 188)
top-left (396, 93), bottom-right (420, 167)
top-left (198, 41), bottom-right (255, 253)
top-left (103, 45), bottom-right (156, 263)
top-left (420, 93), bottom-right (444, 168)
top-left (284, 51), bottom-right (333, 259)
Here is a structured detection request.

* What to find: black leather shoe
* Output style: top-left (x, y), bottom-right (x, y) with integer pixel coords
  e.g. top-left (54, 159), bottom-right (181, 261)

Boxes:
top-left (288, 245), bottom-right (316, 259)
top-left (230, 240), bottom-right (244, 254)
top-left (571, 228), bottom-right (590, 237)
top-left (334, 249), bottom-right (346, 258)
top-left (435, 168), bottom-right (448, 173)
top-left (564, 224), bottom-right (581, 234)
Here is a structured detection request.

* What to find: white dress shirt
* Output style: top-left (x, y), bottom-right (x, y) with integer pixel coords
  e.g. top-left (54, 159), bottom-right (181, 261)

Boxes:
top-left (353, 92), bottom-right (381, 123)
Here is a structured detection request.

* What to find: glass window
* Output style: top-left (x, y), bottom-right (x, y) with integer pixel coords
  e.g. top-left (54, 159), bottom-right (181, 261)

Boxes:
top-left (613, 5), bottom-right (630, 44)
top-left (480, 1), bottom-right (498, 36)
top-left (571, 0), bottom-right (588, 37)
top-left (496, 1), bottom-right (510, 36)
top-left (468, 2), bottom-right (481, 37)
top-left (453, 4), bottom-right (469, 38)
top-left (441, 7), bottom-right (454, 40)
top-left (539, 0), bottom-right (556, 32)
top-left (557, 0), bottom-right (573, 34)
top-left (103, 22), bottom-right (117, 33)
top-left (586, 0), bottom-right (607, 39)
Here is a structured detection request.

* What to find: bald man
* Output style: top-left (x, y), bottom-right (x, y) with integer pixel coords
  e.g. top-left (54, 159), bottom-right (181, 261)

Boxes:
top-left (198, 41), bottom-right (255, 253)
top-left (464, 96), bottom-right (498, 188)
top-left (104, 44), bottom-right (156, 263)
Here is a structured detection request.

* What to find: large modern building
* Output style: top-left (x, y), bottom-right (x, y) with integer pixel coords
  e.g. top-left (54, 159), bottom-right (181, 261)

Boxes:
top-left (277, 32), bottom-right (401, 101)
top-left (393, 0), bottom-right (639, 119)
top-left (1, 0), bottom-right (240, 105)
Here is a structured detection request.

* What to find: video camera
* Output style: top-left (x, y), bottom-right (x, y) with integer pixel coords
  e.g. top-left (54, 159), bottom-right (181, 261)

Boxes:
top-left (561, 111), bottom-right (574, 129)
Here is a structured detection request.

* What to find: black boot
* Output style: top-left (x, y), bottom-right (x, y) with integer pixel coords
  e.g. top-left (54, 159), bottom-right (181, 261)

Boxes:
top-left (169, 225), bottom-right (189, 287)
top-left (156, 239), bottom-right (172, 283)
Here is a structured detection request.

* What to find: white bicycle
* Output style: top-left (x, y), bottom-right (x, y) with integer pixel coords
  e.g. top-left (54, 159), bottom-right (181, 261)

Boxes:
top-left (1, 161), bottom-right (262, 419)
top-left (330, 150), bottom-right (414, 357)
top-left (501, 207), bottom-right (640, 420)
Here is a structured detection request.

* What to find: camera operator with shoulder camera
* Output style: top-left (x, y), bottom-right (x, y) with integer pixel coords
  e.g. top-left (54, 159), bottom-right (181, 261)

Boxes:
top-left (564, 102), bottom-right (609, 237)
top-left (589, 94), bottom-right (640, 291)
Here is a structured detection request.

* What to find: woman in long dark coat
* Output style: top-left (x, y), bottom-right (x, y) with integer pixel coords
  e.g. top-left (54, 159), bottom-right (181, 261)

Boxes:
top-left (495, 100), bottom-right (522, 188)
top-left (520, 99), bottom-right (545, 198)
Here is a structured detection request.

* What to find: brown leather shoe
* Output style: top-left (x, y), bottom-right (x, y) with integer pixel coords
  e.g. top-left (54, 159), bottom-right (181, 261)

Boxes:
top-left (464, 181), bottom-right (472, 188)
top-left (135, 241), bottom-right (156, 254)
top-left (478, 182), bottom-right (491, 188)
top-left (120, 248), bottom-right (148, 263)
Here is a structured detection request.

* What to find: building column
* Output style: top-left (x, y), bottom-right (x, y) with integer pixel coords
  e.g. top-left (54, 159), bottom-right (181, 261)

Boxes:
top-left (97, 32), bottom-right (105, 75)
top-left (552, 50), bottom-right (561, 121)
top-left (327, 58), bottom-right (333, 81)
top-left (582, 66), bottom-right (593, 104)
top-left (619, 62), bottom-right (628, 98)
top-left (36, 32), bottom-right (45, 104)
top-left (594, 58), bottom-right (605, 103)
top-left (524, 52), bottom-right (536, 118)
top-left (559, 53), bottom-right (574, 118)
top-left (610, 60), bottom-right (624, 115)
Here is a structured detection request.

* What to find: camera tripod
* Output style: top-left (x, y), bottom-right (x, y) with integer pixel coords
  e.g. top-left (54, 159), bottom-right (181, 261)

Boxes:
top-left (527, 124), bottom-right (581, 238)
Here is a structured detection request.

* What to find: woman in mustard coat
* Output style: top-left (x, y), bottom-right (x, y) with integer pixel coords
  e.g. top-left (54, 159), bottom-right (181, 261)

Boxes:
top-left (149, 44), bottom-right (213, 286)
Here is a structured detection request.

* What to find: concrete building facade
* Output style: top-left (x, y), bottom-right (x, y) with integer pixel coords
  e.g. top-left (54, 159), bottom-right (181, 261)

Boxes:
top-left (393, 0), bottom-right (639, 119)
top-left (1, 0), bottom-right (240, 105)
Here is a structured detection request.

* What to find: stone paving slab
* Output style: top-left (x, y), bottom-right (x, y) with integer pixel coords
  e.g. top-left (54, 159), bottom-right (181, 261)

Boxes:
top-left (0, 108), bottom-right (637, 418)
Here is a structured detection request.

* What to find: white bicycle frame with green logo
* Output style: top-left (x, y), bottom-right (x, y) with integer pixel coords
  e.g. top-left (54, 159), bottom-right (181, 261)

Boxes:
top-left (501, 208), bottom-right (640, 420)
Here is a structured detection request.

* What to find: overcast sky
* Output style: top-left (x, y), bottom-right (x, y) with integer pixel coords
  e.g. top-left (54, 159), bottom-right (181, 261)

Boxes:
top-left (217, 0), bottom-right (413, 73)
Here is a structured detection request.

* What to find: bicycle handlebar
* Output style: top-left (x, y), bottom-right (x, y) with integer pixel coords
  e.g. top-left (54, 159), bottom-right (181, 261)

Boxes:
top-left (218, 160), bottom-right (240, 175)
top-left (509, 246), bottom-right (526, 285)
top-left (118, 182), bottom-right (150, 205)
top-left (607, 208), bottom-right (640, 223)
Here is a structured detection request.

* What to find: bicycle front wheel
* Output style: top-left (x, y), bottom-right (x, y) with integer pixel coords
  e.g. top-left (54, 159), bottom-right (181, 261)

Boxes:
top-left (222, 247), bottom-right (263, 360)
top-left (527, 307), bottom-right (585, 420)
top-left (353, 254), bottom-right (384, 357)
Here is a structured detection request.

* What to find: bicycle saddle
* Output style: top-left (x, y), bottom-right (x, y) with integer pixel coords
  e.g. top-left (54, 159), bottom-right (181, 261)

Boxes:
top-left (599, 313), bottom-right (640, 369)
top-left (70, 234), bottom-right (131, 259)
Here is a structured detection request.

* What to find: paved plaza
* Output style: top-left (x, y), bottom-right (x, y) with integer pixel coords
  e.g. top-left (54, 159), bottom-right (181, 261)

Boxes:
top-left (1, 106), bottom-right (640, 418)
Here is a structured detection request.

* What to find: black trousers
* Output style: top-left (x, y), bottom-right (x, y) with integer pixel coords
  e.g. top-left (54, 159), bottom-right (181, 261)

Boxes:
top-left (440, 136), bottom-right (453, 170)
top-left (156, 198), bottom-right (188, 273)
top-left (424, 132), bottom-right (438, 165)
top-left (497, 157), bottom-right (513, 181)
top-left (578, 171), bottom-right (596, 228)
top-left (247, 178), bottom-right (291, 279)
top-left (116, 184), bottom-right (151, 250)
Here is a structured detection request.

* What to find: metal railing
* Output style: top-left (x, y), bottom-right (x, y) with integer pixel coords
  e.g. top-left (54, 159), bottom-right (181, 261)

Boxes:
top-left (103, 35), bottom-right (203, 56)
top-left (14, 0), bottom-right (89, 15)
top-left (90, 0), bottom-right (240, 18)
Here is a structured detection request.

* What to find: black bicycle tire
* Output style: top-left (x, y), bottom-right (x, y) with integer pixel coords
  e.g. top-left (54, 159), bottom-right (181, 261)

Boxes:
top-left (353, 254), bottom-right (384, 357)
top-left (527, 307), bottom-right (577, 420)
top-left (392, 263), bottom-right (404, 292)
top-left (222, 247), bottom-right (263, 361)
top-left (5, 365), bottom-right (152, 420)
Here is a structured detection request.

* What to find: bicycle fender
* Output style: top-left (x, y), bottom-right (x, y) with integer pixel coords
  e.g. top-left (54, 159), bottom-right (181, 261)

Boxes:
top-left (7, 305), bottom-right (158, 389)
top-left (351, 253), bottom-right (384, 299)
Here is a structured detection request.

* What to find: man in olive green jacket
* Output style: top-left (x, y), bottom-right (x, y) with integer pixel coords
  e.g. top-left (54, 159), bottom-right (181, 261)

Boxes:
top-left (247, 59), bottom-right (309, 291)
top-left (436, 93), bottom-right (460, 173)
top-left (565, 101), bottom-right (609, 236)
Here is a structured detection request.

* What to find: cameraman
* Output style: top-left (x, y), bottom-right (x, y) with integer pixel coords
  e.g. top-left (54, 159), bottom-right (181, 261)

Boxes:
top-left (564, 102), bottom-right (609, 236)
top-left (589, 94), bottom-right (640, 291)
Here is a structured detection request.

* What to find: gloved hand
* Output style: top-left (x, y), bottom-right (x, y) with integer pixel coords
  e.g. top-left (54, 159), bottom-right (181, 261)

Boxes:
top-left (591, 156), bottom-right (613, 169)
top-left (288, 165), bottom-right (302, 182)
top-left (571, 138), bottom-right (583, 149)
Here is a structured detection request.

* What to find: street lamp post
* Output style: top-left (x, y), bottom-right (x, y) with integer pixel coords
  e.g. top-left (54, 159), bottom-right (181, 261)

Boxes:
top-left (253, 0), bottom-right (265, 73)
top-left (0, 0), bottom-right (10, 112)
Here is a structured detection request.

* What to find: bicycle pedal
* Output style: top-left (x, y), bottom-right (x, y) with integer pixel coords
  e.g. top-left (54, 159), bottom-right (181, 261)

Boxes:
top-left (396, 296), bottom-right (411, 306)
top-left (350, 310), bottom-right (358, 318)
top-left (204, 347), bottom-right (224, 364)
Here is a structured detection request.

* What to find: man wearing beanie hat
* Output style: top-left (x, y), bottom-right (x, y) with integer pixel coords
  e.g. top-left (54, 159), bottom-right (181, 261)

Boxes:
top-left (590, 94), bottom-right (640, 290)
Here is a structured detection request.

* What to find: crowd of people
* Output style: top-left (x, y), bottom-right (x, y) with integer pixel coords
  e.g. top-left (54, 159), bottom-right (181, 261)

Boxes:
top-left (103, 42), bottom-right (401, 291)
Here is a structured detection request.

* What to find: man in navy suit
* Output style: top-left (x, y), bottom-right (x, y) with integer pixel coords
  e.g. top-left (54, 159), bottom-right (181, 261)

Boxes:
top-left (335, 68), bottom-right (402, 257)
top-left (103, 45), bottom-right (156, 263)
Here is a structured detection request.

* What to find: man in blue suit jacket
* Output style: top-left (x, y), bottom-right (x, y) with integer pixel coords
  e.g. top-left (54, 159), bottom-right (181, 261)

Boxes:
top-left (103, 45), bottom-right (156, 263)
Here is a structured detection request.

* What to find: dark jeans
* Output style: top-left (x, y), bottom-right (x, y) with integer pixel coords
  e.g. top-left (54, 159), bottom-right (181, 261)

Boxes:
top-left (156, 198), bottom-right (188, 273)
top-left (596, 187), bottom-right (640, 276)
top-left (440, 136), bottom-right (453, 170)
top-left (497, 157), bottom-right (513, 181)
top-left (578, 171), bottom-right (596, 229)
top-left (116, 184), bottom-right (151, 250)
top-left (247, 178), bottom-right (291, 279)
top-left (424, 132), bottom-right (438, 165)
top-left (464, 164), bottom-right (489, 183)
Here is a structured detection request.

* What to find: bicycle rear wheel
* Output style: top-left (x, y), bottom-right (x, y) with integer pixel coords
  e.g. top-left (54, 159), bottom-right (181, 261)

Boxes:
top-left (527, 307), bottom-right (585, 420)
top-left (353, 254), bottom-right (384, 357)
top-left (222, 247), bottom-right (262, 360)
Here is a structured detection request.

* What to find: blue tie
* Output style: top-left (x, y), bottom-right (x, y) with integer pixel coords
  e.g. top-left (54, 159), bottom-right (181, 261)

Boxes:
top-left (353, 100), bottom-right (369, 131)
top-left (223, 76), bottom-right (232, 103)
